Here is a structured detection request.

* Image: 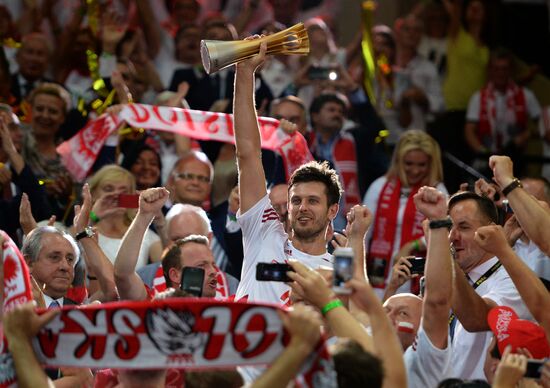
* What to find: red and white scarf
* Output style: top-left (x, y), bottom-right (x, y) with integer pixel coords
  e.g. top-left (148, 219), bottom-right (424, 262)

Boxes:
top-left (310, 131), bottom-right (361, 214)
top-left (0, 232), bottom-right (335, 388)
top-left (478, 82), bottom-right (527, 151)
top-left (367, 178), bottom-right (424, 288)
top-left (1, 231), bottom-right (34, 387)
top-left (57, 104), bottom-right (313, 183)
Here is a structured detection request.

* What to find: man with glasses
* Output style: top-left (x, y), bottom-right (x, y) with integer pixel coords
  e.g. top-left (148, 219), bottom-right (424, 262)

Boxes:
top-left (167, 150), bottom-right (213, 207)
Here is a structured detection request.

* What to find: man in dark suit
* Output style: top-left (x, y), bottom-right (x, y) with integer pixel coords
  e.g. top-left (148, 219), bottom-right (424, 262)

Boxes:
top-left (21, 226), bottom-right (79, 308)
top-left (9, 32), bottom-right (51, 104)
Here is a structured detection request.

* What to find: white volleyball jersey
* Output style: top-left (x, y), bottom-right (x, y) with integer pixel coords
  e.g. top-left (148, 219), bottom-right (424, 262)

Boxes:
top-left (236, 195), bottom-right (333, 305)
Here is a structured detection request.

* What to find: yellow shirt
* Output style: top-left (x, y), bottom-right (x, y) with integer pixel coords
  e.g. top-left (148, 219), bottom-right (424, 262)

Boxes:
top-left (443, 28), bottom-right (489, 111)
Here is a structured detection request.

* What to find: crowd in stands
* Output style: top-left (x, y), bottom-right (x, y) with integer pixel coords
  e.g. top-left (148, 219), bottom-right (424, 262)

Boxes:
top-left (1, 0), bottom-right (550, 386)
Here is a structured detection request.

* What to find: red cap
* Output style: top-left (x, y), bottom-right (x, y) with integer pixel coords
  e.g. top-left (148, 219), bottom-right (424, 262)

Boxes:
top-left (487, 306), bottom-right (550, 359)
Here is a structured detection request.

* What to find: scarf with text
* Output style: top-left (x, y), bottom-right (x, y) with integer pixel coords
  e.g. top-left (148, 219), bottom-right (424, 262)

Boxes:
top-left (0, 234), bottom-right (335, 387)
top-left (367, 178), bottom-right (424, 288)
top-left (14, 299), bottom-right (334, 388)
top-left (1, 230), bottom-right (34, 387)
top-left (478, 82), bottom-right (527, 151)
top-left (57, 104), bottom-right (313, 182)
top-left (310, 131), bottom-right (361, 214)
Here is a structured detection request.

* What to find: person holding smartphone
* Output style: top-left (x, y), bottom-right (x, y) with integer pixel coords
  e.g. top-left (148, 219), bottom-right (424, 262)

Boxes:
top-left (87, 165), bottom-right (163, 269)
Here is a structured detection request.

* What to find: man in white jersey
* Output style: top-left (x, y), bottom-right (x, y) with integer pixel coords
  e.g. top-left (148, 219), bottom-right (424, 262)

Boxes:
top-left (232, 41), bottom-right (343, 305)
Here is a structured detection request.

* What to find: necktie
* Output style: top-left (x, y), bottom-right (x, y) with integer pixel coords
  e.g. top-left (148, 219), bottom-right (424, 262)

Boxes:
top-left (48, 300), bottom-right (60, 309)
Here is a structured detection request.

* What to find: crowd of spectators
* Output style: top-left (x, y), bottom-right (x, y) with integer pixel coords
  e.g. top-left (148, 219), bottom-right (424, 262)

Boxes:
top-left (1, 0), bottom-right (550, 387)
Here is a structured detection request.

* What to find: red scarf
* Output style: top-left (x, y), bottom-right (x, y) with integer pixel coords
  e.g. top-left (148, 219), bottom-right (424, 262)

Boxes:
top-left (367, 178), bottom-right (424, 289)
top-left (478, 82), bottom-right (527, 151)
top-left (57, 104), bottom-right (313, 183)
top-left (311, 131), bottom-right (361, 214)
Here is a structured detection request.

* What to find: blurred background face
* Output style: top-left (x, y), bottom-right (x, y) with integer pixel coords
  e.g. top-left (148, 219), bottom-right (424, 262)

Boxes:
top-left (373, 33), bottom-right (395, 62)
top-left (307, 26), bottom-right (329, 54)
top-left (175, 25), bottom-right (201, 63)
top-left (131, 149), bottom-right (161, 190)
top-left (465, 0), bottom-right (485, 25)
top-left (401, 149), bottom-right (430, 186)
top-left (17, 36), bottom-right (49, 80)
top-left (489, 58), bottom-right (512, 89)
top-left (31, 94), bottom-right (65, 138)
top-left (399, 16), bottom-right (423, 49)
top-left (171, 0), bottom-right (200, 26)
top-left (272, 101), bottom-right (307, 135)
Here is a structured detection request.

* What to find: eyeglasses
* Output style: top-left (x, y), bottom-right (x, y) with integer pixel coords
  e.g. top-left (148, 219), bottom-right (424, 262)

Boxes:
top-left (173, 172), bottom-right (211, 183)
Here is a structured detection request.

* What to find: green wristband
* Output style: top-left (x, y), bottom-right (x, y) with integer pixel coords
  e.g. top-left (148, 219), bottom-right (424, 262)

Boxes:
top-left (321, 299), bottom-right (344, 316)
top-left (412, 239), bottom-right (420, 251)
top-left (89, 211), bottom-right (100, 224)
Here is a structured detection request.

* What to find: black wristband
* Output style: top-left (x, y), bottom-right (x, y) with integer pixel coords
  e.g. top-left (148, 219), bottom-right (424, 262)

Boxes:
top-left (429, 218), bottom-right (453, 230)
top-left (502, 178), bottom-right (522, 197)
top-left (87, 275), bottom-right (98, 281)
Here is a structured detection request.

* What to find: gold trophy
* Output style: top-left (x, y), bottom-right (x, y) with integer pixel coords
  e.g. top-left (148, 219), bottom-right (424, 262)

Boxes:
top-left (200, 23), bottom-right (310, 74)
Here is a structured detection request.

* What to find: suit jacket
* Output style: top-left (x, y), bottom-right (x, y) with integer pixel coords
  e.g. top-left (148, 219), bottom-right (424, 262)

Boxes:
top-left (9, 72), bottom-right (50, 104)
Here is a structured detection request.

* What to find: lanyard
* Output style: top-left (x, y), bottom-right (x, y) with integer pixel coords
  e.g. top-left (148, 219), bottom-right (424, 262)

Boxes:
top-left (449, 261), bottom-right (503, 337)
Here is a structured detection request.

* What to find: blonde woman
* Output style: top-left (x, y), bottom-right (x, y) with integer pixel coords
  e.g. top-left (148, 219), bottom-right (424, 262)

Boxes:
top-left (363, 130), bottom-right (447, 299)
top-left (88, 165), bottom-right (162, 269)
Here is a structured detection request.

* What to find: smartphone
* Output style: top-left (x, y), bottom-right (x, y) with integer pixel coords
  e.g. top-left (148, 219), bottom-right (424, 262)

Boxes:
top-left (502, 199), bottom-right (514, 214)
top-left (117, 193), bottom-right (139, 208)
top-left (308, 66), bottom-right (337, 81)
top-left (410, 257), bottom-right (426, 275)
top-left (256, 263), bottom-right (293, 282)
top-left (180, 267), bottom-right (205, 297)
top-left (333, 247), bottom-right (354, 295)
top-left (525, 359), bottom-right (545, 379)
top-left (368, 257), bottom-right (387, 287)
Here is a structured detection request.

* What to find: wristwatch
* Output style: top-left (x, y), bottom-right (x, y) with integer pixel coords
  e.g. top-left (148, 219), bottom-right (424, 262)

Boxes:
top-left (75, 226), bottom-right (95, 241)
top-left (429, 218), bottom-right (453, 230)
top-left (502, 178), bottom-right (522, 197)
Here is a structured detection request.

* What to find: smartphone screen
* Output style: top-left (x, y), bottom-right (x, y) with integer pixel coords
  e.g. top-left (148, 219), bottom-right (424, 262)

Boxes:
top-left (333, 248), bottom-right (353, 294)
top-left (117, 193), bottom-right (139, 208)
top-left (410, 257), bottom-right (426, 275)
top-left (525, 359), bottom-right (544, 379)
top-left (180, 267), bottom-right (205, 297)
top-left (256, 263), bottom-right (293, 282)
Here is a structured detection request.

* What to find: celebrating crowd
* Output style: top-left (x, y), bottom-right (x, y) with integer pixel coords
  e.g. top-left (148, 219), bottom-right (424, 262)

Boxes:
top-left (1, 0), bottom-right (550, 387)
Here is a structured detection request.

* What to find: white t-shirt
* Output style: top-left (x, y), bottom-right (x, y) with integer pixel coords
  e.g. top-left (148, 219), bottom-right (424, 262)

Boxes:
top-left (363, 176), bottom-right (448, 298)
top-left (405, 327), bottom-right (453, 388)
top-left (450, 257), bottom-right (533, 380)
top-left (514, 239), bottom-right (550, 283)
top-left (236, 195), bottom-right (333, 305)
top-left (98, 229), bottom-right (160, 270)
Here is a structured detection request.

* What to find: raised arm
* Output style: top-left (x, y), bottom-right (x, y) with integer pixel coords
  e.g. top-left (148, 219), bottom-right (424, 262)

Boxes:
top-left (346, 277), bottom-right (407, 388)
top-left (442, 0), bottom-right (461, 39)
top-left (474, 224), bottom-right (550, 339)
top-left (451, 261), bottom-right (495, 331)
top-left (135, 0), bottom-right (162, 59)
top-left (233, 39), bottom-right (268, 213)
top-left (73, 184), bottom-right (118, 302)
top-left (413, 187), bottom-right (453, 349)
top-left (3, 302), bottom-right (58, 388)
top-left (490, 155), bottom-right (550, 255)
top-left (345, 205), bottom-right (373, 281)
top-left (114, 187), bottom-right (169, 300)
